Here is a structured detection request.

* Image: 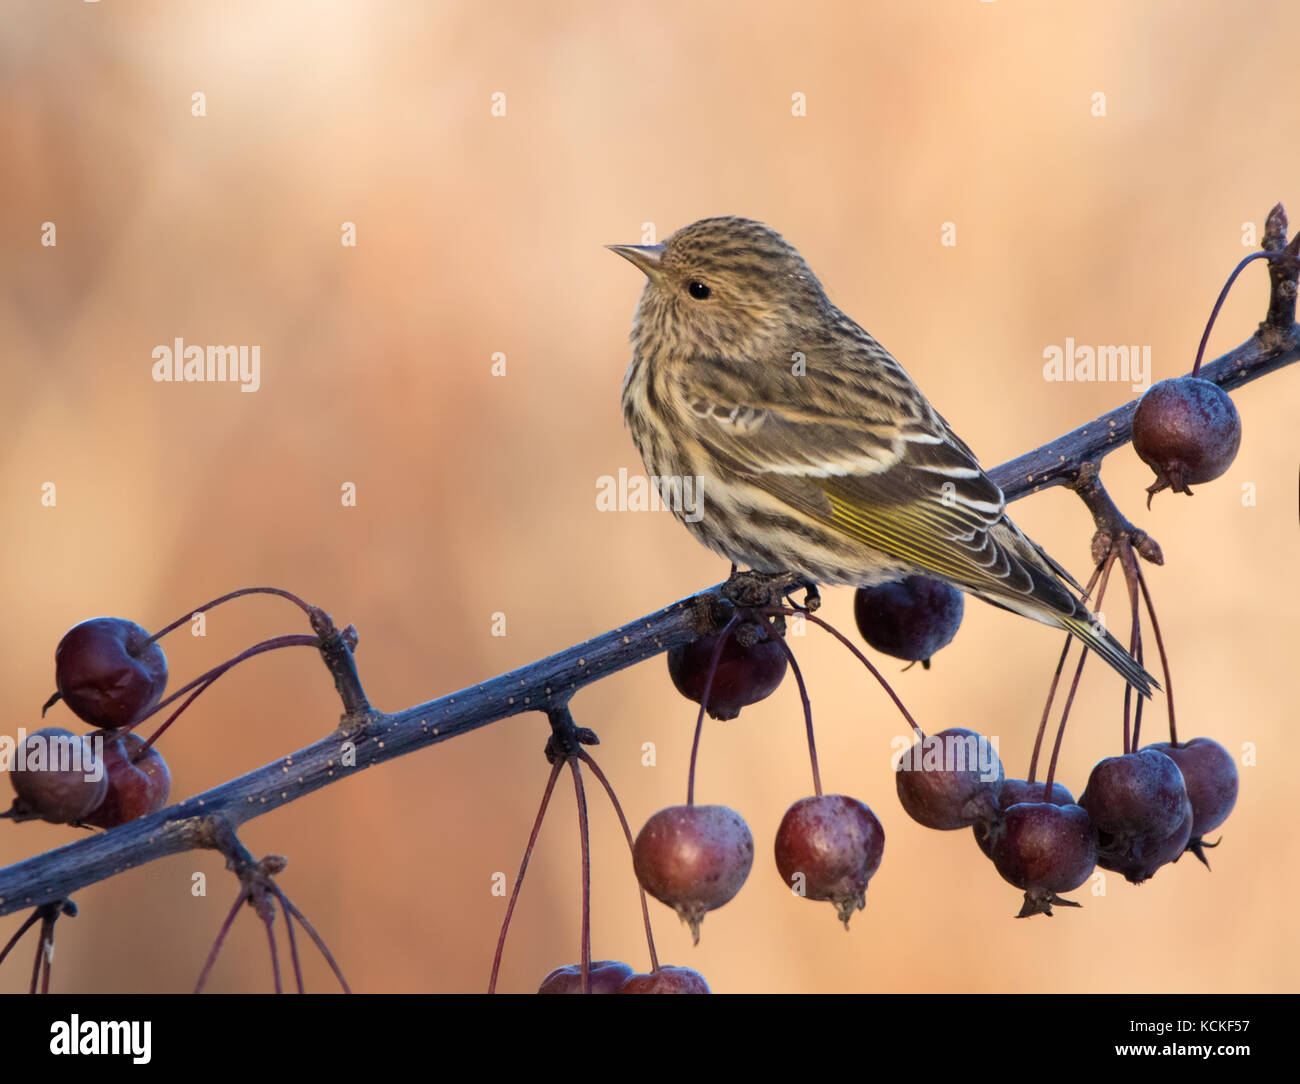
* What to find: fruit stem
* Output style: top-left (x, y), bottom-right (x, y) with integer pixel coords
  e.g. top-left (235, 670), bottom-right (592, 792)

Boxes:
top-left (1028, 635), bottom-right (1073, 784)
top-left (0, 908), bottom-right (43, 968)
top-left (275, 888), bottom-right (305, 993)
top-left (1044, 553), bottom-right (1117, 794)
top-left (687, 615), bottom-right (740, 807)
top-left (567, 758), bottom-right (593, 994)
top-left (1117, 543), bottom-right (1145, 753)
top-left (261, 901), bottom-right (283, 994)
top-left (1133, 561), bottom-right (1178, 747)
top-left (142, 587), bottom-right (316, 648)
top-left (188, 826), bottom-right (343, 994)
top-left (1191, 250), bottom-right (1285, 378)
top-left (126, 633), bottom-right (321, 745)
top-left (37, 912), bottom-right (55, 994)
top-left (1122, 649), bottom-right (1133, 754)
top-left (135, 676), bottom-right (214, 758)
top-left (0, 902), bottom-right (68, 992)
top-left (1130, 644), bottom-right (1146, 752)
top-left (488, 758), bottom-right (564, 993)
top-left (763, 607), bottom-right (925, 739)
top-left (577, 750), bottom-right (660, 973)
top-left (1043, 646), bottom-right (1089, 797)
top-left (194, 889), bottom-right (249, 994)
top-left (768, 634), bottom-right (822, 797)
top-left (268, 884), bottom-right (351, 993)
top-left (1028, 560), bottom-right (1106, 782)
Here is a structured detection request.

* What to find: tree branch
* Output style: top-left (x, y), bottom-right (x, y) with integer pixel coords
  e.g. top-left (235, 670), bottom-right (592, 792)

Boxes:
top-left (994, 202), bottom-right (1299, 497)
top-left (991, 325), bottom-right (1298, 498)
top-left (2, 207), bottom-right (1297, 920)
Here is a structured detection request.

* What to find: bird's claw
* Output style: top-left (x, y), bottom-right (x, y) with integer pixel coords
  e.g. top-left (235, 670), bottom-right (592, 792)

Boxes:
top-left (721, 570), bottom-right (818, 610)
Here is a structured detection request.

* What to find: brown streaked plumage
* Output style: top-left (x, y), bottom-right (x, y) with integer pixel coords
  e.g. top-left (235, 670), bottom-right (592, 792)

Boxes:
top-left (610, 216), bottom-right (1156, 695)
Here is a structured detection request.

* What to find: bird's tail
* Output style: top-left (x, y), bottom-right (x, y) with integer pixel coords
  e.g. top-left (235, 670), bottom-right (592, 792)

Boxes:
top-left (1054, 612), bottom-right (1159, 698)
top-left (977, 584), bottom-right (1157, 697)
top-left (977, 583), bottom-right (1159, 696)
top-left (981, 522), bottom-right (1160, 698)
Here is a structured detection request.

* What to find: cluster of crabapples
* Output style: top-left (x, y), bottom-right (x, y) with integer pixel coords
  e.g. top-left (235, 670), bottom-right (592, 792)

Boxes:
top-left (633, 580), bottom-right (1240, 934)
top-left (7, 618), bottom-right (172, 828)
top-left (952, 732), bottom-right (1237, 917)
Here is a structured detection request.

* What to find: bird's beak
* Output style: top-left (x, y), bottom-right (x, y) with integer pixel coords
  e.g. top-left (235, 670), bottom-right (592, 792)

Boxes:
top-left (606, 243), bottom-right (666, 278)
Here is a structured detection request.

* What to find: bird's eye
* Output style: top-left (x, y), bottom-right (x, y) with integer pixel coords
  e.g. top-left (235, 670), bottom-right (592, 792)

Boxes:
top-left (687, 281), bottom-right (712, 300)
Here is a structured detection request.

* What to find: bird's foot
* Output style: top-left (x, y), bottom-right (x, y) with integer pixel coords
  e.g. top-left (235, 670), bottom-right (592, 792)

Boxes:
top-left (722, 570), bottom-right (820, 612)
top-left (786, 583), bottom-right (821, 613)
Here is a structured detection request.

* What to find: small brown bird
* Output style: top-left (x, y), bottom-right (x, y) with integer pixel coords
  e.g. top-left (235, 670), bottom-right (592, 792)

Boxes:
top-left (610, 216), bottom-right (1155, 695)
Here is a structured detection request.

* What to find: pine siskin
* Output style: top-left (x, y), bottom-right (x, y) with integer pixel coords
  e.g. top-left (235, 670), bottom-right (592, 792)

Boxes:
top-left (610, 216), bottom-right (1156, 696)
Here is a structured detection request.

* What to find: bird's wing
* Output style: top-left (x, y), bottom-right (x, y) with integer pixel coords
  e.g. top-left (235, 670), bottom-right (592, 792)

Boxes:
top-left (674, 357), bottom-right (1078, 614)
top-left (672, 340), bottom-right (924, 478)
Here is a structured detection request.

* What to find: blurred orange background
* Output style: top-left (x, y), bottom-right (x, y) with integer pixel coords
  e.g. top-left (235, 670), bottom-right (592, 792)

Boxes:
top-left (1, 0), bottom-right (1296, 993)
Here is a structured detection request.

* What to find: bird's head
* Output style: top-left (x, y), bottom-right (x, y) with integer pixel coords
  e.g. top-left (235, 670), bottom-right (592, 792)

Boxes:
top-left (608, 217), bottom-right (827, 359)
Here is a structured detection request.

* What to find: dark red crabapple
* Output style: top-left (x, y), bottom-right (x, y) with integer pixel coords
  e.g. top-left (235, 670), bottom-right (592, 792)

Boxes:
top-left (1132, 376), bottom-right (1241, 505)
top-left (853, 576), bottom-right (964, 667)
top-left (1120, 803), bottom-right (1194, 883)
top-left (973, 777), bottom-right (1075, 859)
top-left (82, 732), bottom-right (171, 828)
top-left (774, 795), bottom-right (884, 928)
top-left (7, 726), bottom-right (107, 824)
top-left (54, 617), bottom-right (168, 729)
top-left (666, 625), bottom-right (787, 720)
top-left (537, 960), bottom-right (634, 994)
top-left (1079, 749), bottom-right (1187, 839)
top-left (988, 802), bottom-right (1098, 917)
top-left (896, 727), bottom-right (1004, 830)
top-left (618, 966), bottom-right (711, 994)
top-left (632, 805), bottom-right (753, 944)
top-left (1079, 749), bottom-right (1192, 884)
top-left (1145, 738), bottom-right (1238, 864)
